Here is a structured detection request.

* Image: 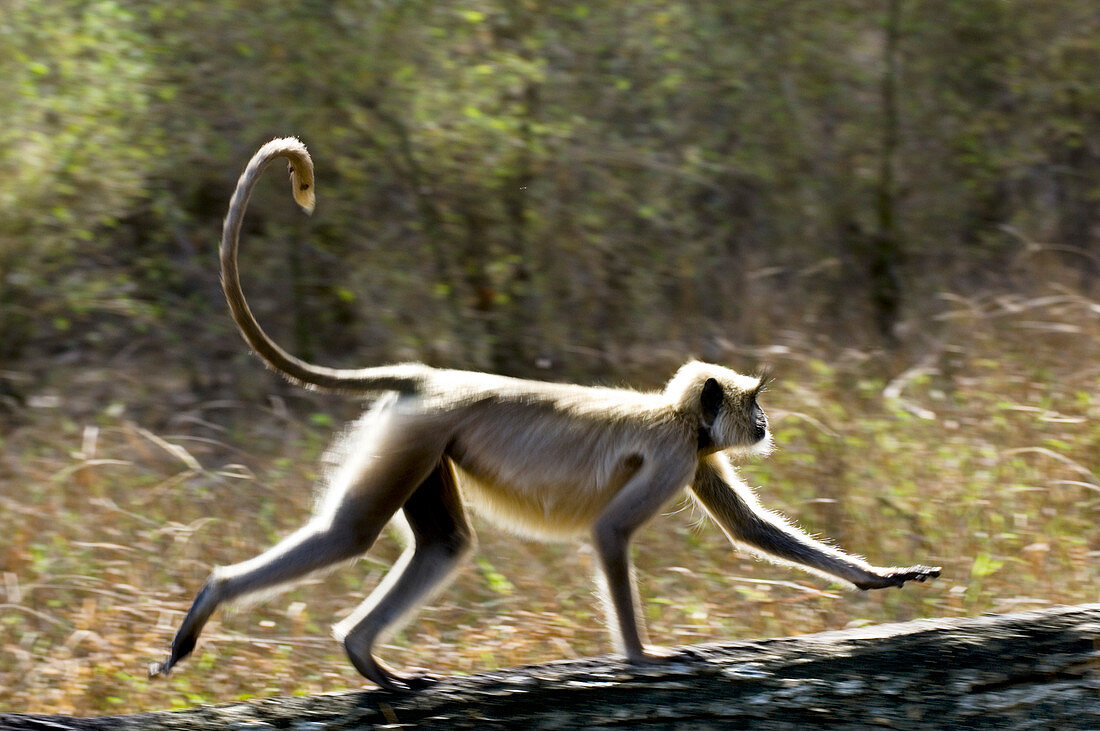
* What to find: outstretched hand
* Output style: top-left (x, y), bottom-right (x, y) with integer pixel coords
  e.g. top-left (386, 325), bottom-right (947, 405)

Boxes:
top-left (857, 565), bottom-right (941, 591)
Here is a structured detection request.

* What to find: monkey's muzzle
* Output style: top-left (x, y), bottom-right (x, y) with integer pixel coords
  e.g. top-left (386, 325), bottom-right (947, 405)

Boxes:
top-left (752, 414), bottom-right (768, 442)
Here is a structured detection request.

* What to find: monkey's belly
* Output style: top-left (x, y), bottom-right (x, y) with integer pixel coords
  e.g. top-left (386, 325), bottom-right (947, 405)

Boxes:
top-left (446, 403), bottom-right (650, 540)
top-left (452, 469), bottom-right (614, 540)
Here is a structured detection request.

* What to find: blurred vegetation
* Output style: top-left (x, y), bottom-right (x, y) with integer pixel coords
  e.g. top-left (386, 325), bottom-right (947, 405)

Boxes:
top-left (1, 0), bottom-right (1098, 715)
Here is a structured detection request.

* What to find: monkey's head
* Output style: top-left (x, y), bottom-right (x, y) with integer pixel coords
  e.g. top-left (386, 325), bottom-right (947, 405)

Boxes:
top-left (667, 361), bottom-right (772, 456)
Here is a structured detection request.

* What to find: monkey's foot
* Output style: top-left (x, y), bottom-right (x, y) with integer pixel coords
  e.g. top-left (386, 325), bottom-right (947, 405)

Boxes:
top-left (365, 667), bottom-right (442, 693)
top-left (148, 651), bottom-right (184, 679)
top-left (344, 638), bottom-right (440, 692)
top-left (628, 645), bottom-right (706, 665)
top-left (148, 580), bottom-right (219, 679)
top-left (858, 564), bottom-right (941, 590)
top-left (147, 625), bottom-right (201, 679)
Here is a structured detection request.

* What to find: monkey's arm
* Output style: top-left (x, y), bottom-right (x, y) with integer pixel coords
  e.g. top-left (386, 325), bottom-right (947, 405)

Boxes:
top-left (689, 453), bottom-right (939, 590)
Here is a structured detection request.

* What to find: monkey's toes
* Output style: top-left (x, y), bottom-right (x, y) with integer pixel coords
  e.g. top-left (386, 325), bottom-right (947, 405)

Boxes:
top-left (148, 658), bottom-right (173, 679)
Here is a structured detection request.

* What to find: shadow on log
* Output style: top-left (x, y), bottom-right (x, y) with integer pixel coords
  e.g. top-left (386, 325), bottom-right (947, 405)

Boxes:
top-left (4, 603), bottom-right (1099, 730)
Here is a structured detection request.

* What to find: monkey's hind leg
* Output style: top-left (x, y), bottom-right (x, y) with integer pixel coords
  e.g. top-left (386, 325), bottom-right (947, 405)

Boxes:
top-left (336, 462), bottom-right (474, 691)
top-left (148, 517), bottom-right (388, 678)
top-left (150, 401), bottom-right (449, 679)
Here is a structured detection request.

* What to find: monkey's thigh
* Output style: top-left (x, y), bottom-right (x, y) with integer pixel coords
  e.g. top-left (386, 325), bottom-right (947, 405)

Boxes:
top-left (319, 398), bottom-right (455, 531)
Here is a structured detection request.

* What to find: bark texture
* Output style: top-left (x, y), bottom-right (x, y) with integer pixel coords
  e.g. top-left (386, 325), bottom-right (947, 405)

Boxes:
top-left (4, 603), bottom-right (1099, 730)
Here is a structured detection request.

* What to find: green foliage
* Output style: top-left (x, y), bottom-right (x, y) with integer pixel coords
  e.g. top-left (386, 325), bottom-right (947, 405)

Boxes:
top-left (0, 0), bottom-right (161, 359)
top-left (3, 0), bottom-right (1098, 370)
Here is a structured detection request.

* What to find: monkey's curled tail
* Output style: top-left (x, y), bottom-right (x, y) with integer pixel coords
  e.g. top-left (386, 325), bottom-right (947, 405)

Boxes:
top-left (220, 137), bottom-right (424, 394)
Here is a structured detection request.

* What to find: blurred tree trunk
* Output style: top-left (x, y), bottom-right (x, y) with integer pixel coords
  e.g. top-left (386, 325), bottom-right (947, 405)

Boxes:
top-left (491, 6), bottom-right (540, 375)
top-left (1053, 86), bottom-right (1099, 289)
top-left (869, 0), bottom-right (904, 341)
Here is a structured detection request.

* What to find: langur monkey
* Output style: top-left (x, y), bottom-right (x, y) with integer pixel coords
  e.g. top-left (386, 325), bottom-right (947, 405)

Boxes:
top-left (150, 137), bottom-right (940, 691)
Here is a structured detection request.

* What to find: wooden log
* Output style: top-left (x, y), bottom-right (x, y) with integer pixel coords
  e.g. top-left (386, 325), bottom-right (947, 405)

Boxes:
top-left (4, 603), bottom-right (1099, 730)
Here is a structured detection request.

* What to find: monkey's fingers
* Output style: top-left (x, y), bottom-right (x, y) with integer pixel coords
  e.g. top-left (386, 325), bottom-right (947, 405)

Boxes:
top-left (888, 565), bottom-right (942, 586)
top-left (857, 565), bottom-right (941, 590)
top-left (395, 670), bottom-right (442, 691)
top-left (628, 645), bottom-right (705, 666)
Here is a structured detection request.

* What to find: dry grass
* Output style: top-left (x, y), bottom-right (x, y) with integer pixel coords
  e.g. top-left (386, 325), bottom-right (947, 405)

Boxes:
top-left (2, 289), bottom-right (1098, 714)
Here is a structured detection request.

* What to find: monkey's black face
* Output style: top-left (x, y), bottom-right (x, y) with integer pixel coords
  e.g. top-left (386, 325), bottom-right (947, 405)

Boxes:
top-left (751, 401), bottom-right (768, 443)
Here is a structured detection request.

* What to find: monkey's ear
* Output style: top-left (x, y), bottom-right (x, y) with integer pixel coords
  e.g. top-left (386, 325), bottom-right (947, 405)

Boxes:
top-left (700, 377), bottom-right (724, 427)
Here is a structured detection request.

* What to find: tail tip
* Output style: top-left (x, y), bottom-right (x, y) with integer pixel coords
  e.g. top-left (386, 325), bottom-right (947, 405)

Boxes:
top-left (293, 186), bottom-right (316, 215)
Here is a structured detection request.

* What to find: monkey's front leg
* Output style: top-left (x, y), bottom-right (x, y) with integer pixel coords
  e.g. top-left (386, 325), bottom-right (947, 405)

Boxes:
top-left (591, 460), bottom-right (696, 663)
top-left (690, 454), bottom-right (940, 590)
